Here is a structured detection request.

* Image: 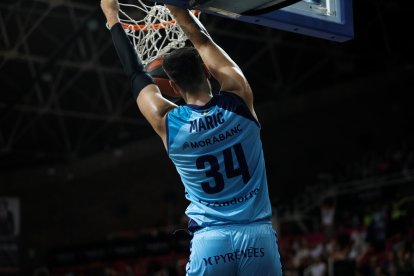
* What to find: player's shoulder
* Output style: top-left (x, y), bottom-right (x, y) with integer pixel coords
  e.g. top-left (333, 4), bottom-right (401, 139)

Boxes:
top-left (167, 91), bottom-right (247, 118)
top-left (217, 91), bottom-right (260, 127)
top-left (214, 91), bottom-right (252, 114)
top-left (215, 91), bottom-right (246, 105)
top-left (166, 104), bottom-right (193, 124)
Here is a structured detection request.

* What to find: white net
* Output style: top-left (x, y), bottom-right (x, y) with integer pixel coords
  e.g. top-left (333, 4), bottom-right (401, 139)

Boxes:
top-left (118, 1), bottom-right (194, 66)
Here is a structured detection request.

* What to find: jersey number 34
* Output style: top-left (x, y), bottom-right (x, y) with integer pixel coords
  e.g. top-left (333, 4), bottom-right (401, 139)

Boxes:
top-left (196, 143), bottom-right (251, 194)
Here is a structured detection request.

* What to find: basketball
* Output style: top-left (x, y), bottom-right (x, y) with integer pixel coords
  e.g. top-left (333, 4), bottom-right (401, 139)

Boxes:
top-left (146, 57), bottom-right (181, 100)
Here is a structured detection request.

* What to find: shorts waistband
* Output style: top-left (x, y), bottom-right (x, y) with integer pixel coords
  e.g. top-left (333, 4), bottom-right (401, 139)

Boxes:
top-left (189, 218), bottom-right (272, 234)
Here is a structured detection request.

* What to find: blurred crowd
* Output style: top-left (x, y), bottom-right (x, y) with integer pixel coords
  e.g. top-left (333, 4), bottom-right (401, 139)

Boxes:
top-left (280, 199), bottom-right (414, 276)
top-left (42, 194), bottom-right (413, 276)
top-left (35, 138), bottom-right (414, 276)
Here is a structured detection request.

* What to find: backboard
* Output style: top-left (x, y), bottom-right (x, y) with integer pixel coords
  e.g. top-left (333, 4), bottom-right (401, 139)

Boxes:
top-left (153, 0), bottom-right (354, 42)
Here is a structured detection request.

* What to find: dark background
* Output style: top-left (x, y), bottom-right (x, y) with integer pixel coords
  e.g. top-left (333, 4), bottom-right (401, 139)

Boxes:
top-left (0, 0), bottom-right (413, 271)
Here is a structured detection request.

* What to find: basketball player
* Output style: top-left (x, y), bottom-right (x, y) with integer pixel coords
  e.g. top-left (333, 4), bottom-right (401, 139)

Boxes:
top-left (101, 0), bottom-right (282, 274)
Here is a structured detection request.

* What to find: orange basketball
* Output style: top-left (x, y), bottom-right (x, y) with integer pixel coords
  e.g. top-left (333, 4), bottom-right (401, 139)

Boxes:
top-left (146, 57), bottom-right (181, 100)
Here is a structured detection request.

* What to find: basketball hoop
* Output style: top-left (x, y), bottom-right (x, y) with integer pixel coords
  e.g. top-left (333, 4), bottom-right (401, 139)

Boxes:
top-left (117, 1), bottom-right (200, 66)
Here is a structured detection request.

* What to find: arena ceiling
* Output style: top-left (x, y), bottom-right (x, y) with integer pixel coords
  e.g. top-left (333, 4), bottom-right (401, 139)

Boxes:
top-left (0, 0), bottom-right (412, 171)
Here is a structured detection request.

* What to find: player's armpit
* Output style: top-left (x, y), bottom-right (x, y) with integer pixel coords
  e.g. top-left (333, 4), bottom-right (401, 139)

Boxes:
top-left (197, 41), bottom-right (255, 113)
top-left (136, 84), bottom-right (177, 148)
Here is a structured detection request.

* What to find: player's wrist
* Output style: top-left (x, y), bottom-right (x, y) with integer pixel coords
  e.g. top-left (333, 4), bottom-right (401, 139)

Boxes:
top-left (107, 17), bottom-right (121, 29)
top-left (166, 5), bottom-right (192, 22)
top-left (165, 5), bottom-right (186, 14)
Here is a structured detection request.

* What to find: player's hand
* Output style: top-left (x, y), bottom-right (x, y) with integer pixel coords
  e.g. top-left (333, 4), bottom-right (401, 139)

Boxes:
top-left (165, 4), bottom-right (188, 15)
top-left (100, 0), bottom-right (120, 28)
top-left (165, 4), bottom-right (180, 11)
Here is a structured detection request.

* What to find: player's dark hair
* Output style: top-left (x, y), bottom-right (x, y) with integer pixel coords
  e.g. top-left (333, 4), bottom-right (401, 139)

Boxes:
top-left (163, 47), bottom-right (205, 93)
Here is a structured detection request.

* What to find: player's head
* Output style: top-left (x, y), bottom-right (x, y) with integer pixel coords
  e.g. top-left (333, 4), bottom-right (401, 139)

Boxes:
top-left (163, 47), bottom-right (208, 95)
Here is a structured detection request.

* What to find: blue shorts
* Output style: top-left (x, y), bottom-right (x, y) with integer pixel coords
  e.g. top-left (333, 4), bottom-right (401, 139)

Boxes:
top-left (186, 222), bottom-right (282, 275)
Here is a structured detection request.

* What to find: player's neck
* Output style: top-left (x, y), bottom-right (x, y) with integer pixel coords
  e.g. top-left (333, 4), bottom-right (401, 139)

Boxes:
top-left (184, 81), bottom-right (212, 106)
top-left (186, 94), bottom-right (213, 106)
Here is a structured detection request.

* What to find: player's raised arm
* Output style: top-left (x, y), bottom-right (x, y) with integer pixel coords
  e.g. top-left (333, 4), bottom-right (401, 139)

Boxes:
top-left (166, 5), bottom-right (256, 116)
top-left (100, 0), bottom-right (176, 148)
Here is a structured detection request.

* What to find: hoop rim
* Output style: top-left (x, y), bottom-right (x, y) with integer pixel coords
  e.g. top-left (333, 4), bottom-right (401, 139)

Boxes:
top-left (121, 20), bottom-right (175, 31)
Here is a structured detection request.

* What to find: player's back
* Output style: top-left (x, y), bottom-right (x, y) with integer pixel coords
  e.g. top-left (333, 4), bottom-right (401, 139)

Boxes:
top-left (166, 91), bottom-right (272, 227)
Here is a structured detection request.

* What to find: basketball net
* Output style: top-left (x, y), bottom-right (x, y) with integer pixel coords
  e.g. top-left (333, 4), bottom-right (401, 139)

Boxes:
top-left (117, 1), bottom-right (199, 66)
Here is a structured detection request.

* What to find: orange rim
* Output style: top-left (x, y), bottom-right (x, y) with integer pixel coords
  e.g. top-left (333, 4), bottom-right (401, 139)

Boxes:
top-left (122, 10), bottom-right (200, 31)
top-left (122, 20), bottom-right (176, 31)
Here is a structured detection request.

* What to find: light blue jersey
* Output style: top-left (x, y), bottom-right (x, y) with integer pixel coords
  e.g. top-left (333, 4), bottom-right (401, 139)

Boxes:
top-left (166, 91), bottom-right (272, 228)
